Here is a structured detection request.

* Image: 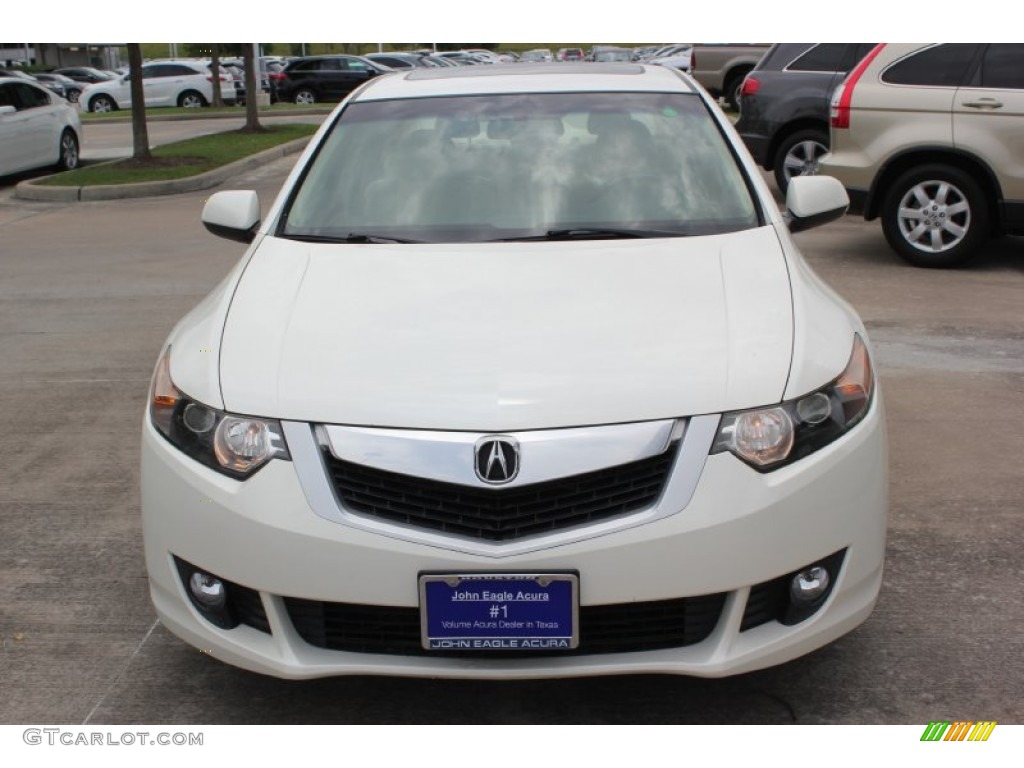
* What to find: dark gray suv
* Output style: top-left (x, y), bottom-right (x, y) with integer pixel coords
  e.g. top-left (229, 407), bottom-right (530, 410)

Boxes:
top-left (736, 43), bottom-right (875, 191)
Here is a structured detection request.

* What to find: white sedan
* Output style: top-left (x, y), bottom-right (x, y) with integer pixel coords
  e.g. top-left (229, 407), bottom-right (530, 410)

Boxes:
top-left (0, 77), bottom-right (80, 177)
top-left (142, 63), bottom-right (887, 679)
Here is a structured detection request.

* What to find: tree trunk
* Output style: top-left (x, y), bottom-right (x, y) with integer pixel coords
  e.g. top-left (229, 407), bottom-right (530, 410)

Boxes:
top-left (241, 44), bottom-right (264, 133)
top-left (210, 44), bottom-right (223, 108)
top-left (127, 44), bottom-right (152, 161)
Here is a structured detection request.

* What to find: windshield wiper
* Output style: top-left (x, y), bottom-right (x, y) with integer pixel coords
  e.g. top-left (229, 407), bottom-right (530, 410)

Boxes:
top-left (283, 233), bottom-right (421, 244)
top-left (343, 233), bottom-right (421, 244)
top-left (492, 227), bottom-right (688, 242)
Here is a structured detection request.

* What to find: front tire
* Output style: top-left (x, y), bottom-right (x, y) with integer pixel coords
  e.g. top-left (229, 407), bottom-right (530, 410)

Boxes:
top-left (773, 128), bottom-right (829, 193)
top-left (178, 90), bottom-right (207, 108)
top-left (293, 88), bottom-right (316, 105)
top-left (880, 164), bottom-right (989, 268)
top-left (66, 88), bottom-right (82, 103)
top-left (56, 129), bottom-right (80, 171)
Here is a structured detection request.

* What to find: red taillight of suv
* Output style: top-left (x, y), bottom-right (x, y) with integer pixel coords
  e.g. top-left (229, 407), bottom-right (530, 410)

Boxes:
top-left (740, 76), bottom-right (760, 97)
top-left (831, 44), bottom-right (887, 129)
top-left (269, 72), bottom-right (286, 82)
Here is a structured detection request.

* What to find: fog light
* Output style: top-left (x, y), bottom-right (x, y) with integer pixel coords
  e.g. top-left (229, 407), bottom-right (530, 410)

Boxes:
top-left (790, 566), bottom-right (830, 604)
top-left (189, 571), bottom-right (226, 610)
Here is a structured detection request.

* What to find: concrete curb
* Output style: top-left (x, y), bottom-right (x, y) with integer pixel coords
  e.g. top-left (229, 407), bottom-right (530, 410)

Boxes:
top-left (14, 136), bottom-right (311, 203)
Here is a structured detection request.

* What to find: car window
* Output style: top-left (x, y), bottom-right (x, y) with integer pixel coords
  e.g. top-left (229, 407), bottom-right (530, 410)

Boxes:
top-left (976, 44), bottom-right (1024, 89)
top-left (281, 91), bottom-right (759, 243)
top-left (787, 44), bottom-right (848, 73)
top-left (852, 44), bottom-right (878, 63)
top-left (837, 43), bottom-right (878, 72)
top-left (882, 44), bottom-right (980, 87)
top-left (0, 83), bottom-right (16, 108)
top-left (346, 59), bottom-right (373, 72)
top-left (13, 83), bottom-right (50, 109)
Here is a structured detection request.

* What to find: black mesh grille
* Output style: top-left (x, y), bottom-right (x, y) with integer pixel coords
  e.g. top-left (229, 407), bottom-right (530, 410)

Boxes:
top-left (740, 577), bottom-right (789, 631)
top-left (231, 585), bottom-right (271, 634)
top-left (322, 442), bottom-right (679, 542)
top-left (284, 593), bottom-right (726, 657)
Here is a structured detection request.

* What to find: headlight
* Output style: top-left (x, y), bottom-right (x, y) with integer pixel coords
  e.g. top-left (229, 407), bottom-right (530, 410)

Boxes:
top-left (712, 335), bottom-right (875, 472)
top-left (149, 346), bottom-right (290, 478)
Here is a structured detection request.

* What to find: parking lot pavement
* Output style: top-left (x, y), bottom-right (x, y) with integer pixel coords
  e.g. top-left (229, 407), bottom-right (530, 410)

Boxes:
top-left (0, 157), bottom-right (1021, 724)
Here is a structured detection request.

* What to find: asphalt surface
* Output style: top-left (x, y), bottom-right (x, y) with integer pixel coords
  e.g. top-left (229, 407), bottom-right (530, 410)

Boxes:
top-left (0, 150), bottom-right (1022, 725)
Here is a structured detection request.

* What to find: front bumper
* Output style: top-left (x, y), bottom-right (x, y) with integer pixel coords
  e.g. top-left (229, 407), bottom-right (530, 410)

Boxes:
top-left (141, 400), bottom-right (887, 679)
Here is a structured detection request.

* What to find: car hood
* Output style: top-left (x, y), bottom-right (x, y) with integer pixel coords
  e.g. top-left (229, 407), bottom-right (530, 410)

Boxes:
top-left (218, 226), bottom-right (793, 430)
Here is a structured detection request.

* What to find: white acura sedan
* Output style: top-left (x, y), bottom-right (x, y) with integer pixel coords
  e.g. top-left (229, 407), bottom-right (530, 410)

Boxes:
top-left (142, 63), bottom-right (887, 679)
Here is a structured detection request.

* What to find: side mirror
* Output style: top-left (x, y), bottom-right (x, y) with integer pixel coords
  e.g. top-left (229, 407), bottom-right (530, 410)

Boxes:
top-left (202, 190), bottom-right (261, 243)
top-left (786, 175), bottom-right (849, 233)
top-left (0, 105), bottom-right (16, 116)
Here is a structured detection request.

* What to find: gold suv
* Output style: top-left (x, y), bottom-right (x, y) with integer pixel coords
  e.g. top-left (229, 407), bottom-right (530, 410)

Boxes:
top-left (821, 43), bottom-right (1024, 267)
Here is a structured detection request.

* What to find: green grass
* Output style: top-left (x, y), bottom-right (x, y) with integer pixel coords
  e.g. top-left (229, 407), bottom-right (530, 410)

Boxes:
top-left (80, 102), bottom-right (332, 121)
top-left (41, 124), bottom-right (318, 186)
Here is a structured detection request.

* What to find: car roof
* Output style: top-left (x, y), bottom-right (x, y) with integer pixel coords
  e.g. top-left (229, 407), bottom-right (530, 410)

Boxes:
top-left (355, 63), bottom-right (693, 101)
top-left (0, 75), bottom-right (43, 85)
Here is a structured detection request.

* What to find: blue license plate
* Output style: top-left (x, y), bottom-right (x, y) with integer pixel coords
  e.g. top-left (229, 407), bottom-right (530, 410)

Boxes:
top-left (419, 573), bottom-right (579, 651)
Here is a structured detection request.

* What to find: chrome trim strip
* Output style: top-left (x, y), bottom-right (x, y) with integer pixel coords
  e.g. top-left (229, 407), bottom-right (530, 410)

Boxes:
top-left (319, 420), bottom-right (676, 488)
top-left (283, 415), bottom-right (719, 558)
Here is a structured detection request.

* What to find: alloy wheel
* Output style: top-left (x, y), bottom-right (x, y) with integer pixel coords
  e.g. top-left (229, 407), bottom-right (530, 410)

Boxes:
top-left (782, 139), bottom-right (828, 185)
top-left (895, 180), bottom-right (971, 254)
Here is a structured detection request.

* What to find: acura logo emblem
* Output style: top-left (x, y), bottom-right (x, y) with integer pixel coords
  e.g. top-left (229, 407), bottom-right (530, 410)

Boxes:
top-left (474, 437), bottom-right (520, 484)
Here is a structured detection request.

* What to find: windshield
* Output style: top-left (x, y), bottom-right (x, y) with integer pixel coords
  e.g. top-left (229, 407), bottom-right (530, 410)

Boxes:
top-left (280, 91), bottom-right (759, 243)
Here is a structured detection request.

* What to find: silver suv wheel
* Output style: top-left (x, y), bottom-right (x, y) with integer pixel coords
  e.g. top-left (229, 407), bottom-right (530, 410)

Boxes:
top-left (896, 179), bottom-right (971, 253)
top-left (881, 164), bottom-right (989, 268)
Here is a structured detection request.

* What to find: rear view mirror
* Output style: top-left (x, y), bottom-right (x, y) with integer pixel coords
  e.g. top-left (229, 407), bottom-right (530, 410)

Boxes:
top-left (202, 190), bottom-right (261, 243)
top-left (786, 176), bottom-right (849, 233)
top-left (0, 105), bottom-right (15, 116)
